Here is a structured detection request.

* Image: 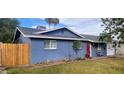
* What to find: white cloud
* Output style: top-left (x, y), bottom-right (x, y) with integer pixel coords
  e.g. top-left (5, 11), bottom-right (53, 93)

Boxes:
top-left (31, 25), bottom-right (37, 28)
top-left (59, 18), bottom-right (104, 35)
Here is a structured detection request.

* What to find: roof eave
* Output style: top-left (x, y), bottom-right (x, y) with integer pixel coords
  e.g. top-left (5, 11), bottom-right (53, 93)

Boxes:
top-left (24, 35), bottom-right (106, 43)
top-left (25, 35), bottom-right (84, 41)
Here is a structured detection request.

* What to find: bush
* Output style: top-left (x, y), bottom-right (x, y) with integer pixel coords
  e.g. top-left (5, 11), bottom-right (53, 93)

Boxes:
top-left (76, 57), bottom-right (86, 60)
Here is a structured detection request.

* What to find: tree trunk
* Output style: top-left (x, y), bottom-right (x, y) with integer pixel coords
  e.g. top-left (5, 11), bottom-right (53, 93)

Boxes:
top-left (114, 46), bottom-right (117, 55)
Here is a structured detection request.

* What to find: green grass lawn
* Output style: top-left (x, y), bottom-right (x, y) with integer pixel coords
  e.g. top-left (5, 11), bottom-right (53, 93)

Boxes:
top-left (7, 57), bottom-right (124, 74)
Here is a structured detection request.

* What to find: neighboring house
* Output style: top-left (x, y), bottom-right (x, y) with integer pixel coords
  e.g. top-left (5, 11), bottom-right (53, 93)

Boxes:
top-left (13, 27), bottom-right (107, 64)
top-left (107, 43), bottom-right (115, 56)
top-left (107, 43), bottom-right (124, 56)
top-left (116, 44), bottom-right (124, 55)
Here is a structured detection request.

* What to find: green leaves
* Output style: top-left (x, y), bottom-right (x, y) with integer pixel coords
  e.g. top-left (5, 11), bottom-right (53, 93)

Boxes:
top-left (45, 18), bottom-right (59, 29)
top-left (100, 18), bottom-right (124, 42)
top-left (99, 32), bottom-right (112, 42)
top-left (45, 18), bottom-right (53, 25)
top-left (72, 40), bottom-right (81, 54)
top-left (0, 18), bottom-right (19, 43)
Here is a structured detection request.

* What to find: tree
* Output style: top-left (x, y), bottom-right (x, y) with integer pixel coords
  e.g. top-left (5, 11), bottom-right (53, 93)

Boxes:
top-left (0, 18), bottom-right (19, 43)
top-left (45, 18), bottom-right (59, 29)
top-left (51, 18), bottom-right (59, 28)
top-left (45, 18), bottom-right (53, 29)
top-left (100, 18), bottom-right (124, 42)
top-left (99, 31), bottom-right (112, 42)
top-left (72, 40), bottom-right (81, 55)
top-left (100, 18), bottom-right (124, 55)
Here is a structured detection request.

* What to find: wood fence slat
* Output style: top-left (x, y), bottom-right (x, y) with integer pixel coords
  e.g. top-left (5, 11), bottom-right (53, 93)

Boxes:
top-left (20, 44), bottom-right (22, 65)
top-left (0, 44), bottom-right (1, 65)
top-left (13, 44), bottom-right (15, 66)
top-left (27, 44), bottom-right (30, 64)
top-left (23, 44), bottom-right (25, 65)
top-left (4, 44), bottom-right (6, 66)
top-left (0, 43), bottom-right (29, 67)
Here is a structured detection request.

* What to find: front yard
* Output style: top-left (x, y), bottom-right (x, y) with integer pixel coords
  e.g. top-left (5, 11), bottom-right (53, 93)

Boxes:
top-left (7, 57), bottom-right (124, 74)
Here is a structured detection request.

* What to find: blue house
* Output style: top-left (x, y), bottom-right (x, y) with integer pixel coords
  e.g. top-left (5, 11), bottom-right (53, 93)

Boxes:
top-left (13, 26), bottom-right (107, 64)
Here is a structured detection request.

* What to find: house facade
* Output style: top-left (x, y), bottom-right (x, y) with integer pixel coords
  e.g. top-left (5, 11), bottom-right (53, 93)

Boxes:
top-left (107, 43), bottom-right (115, 56)
top-left (107, 43), bottom-right (124, 56)
top-left (13, 27), bottom-right (107, 64)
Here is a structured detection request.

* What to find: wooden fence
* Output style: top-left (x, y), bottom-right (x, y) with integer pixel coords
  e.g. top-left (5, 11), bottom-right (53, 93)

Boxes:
top-left (0, 43), bottom-right (30, 67)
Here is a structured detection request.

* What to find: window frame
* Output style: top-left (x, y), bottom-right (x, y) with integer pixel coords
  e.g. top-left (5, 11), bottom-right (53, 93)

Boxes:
top-left (44, 40), bottom-right (57, 49)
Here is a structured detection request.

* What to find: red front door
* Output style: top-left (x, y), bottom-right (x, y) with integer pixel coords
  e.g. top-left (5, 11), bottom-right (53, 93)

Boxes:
top-left (86, 43), bottom-right (90, 58)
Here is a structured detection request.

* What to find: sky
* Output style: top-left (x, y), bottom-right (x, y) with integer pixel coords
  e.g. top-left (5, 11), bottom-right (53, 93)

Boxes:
top-left (17, 18), bottom-right (104, 36)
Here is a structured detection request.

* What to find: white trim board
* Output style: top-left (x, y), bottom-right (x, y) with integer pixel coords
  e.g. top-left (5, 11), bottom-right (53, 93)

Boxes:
top-left (25, 35), bottom-right (86, 41)
top-left (90, 43), bottom-right (92, 57)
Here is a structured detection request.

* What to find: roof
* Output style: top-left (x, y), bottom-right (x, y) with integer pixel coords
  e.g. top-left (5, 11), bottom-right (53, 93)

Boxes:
top-left (81, 34), bottom-right (101, 42)
top-left (15, 27), bottom-right (105, 43)
top-left (15, 27), bottom-right (86, 41)
top-left (17, 26), bottom-right (43, 35)
top-left (33, 27), bottom-right (84, 38)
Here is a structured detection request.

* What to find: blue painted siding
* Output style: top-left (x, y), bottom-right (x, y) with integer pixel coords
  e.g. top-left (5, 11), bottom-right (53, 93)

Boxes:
top-left (91, 43), bottom-right (106, 57)
top-left (92, 45), bottom-right (97, 57)
top-left (18, 34), bottom-right (31, 44)
top-left (101, 43), bottom-right (107, 56)
top-left (30, 39), bottom-right (87, 64)
top-left (42, 28), bottom-right (81, 38)
top-left (17, 34), bottom-right (107, 64)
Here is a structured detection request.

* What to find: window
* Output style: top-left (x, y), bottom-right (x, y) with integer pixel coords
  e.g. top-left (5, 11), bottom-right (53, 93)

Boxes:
top-left (97, 44), bottom-right (101, 51)
top-left (44, 40), bottom-right (57, 49)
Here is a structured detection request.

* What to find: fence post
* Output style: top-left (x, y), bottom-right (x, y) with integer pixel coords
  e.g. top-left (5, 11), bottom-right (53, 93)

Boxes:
top-left (0, 42), bottom-right (2, 66)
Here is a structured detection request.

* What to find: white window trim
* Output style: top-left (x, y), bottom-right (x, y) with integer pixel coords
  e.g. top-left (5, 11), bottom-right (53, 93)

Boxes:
top-left (97, 44), bottom-right (102, 51)
top-left (44, 40), bottom-right (57, 49)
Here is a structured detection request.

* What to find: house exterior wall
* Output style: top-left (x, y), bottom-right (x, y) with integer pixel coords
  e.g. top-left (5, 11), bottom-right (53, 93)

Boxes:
top-left (101, 43), bottom-right (107, 56)
top-left (107, 43), bottom-right (115, 56)
top-left (42, 28), bottom-right (81, 38)
top-left (16, 28), bottom-right (107, 64)
top-left (91, 43), bottom-right (107, 57)
top-left (30, 40), bottom-right (107, 64)
top-left (116, 44), bottom-right (124, 55)
top-left (107, 43), bottom-right (124, 56)
top-left (30, 39), bottom-right (87, 64)
top-left (18, 35), bottom-right (107, 64)
top-left (18, 34), bottom-right (31, 44)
